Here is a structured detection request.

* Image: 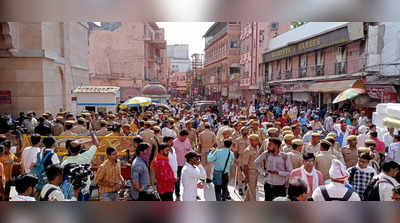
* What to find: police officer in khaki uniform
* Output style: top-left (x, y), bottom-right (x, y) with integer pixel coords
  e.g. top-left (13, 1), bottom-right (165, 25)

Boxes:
top-left (231, 122), bottom-right (242, 140)
top-left (217, 128), bottom-right (233, 148)
top-left (198, 123), bottom-right (217, 182)
top-left (303, 132), bottom-right (321, 155)
top-left (325, 135), bottom-right (345, 164)
top-left (96, 120), bottom-right (110, 136)
top-left (365, 139), bottom-right (381, 171)
top-left (287, 139), bottom-right (304, 169)
top-left (52, 116), bottom-right (65, 136)
top-left (291, 124), bottom-right (302, 139)
top-left (185, 120), bottom-right (197, 149)
top-left (242, 134), bottom-right (261, 201)
top-left (281, 134), bottom-right (294, 153)
top-left (140, 121), bottom-right (157, 149)
top-left (341, 135), bottom-right (359, 168)
top-left (71, 118), bottom-right (88, 135)
top-left (315, 139), bottom-right (336, 181)
top-left (260, 128), bottom-right (279, 153)
top-left (250, 120), bottom-right (266, 145)
top-left (60, 120), bottom-right (77, 136)
top-left (197, 117), bottom-right (209, 135)
top-left (232, 126), bottom-right (250, 195)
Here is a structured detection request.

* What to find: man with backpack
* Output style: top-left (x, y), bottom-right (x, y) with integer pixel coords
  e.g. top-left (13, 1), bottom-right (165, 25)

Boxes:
top-left (40, 164), bottom-right (77, 201)
top-left (364, 160), bottom-right (399, 201)
top-left (30, 136), bottom-right (60, 192)
top-left (312, 159), bottom-right (361, 201)
top-left (347, 153), bottom-right (377, 200)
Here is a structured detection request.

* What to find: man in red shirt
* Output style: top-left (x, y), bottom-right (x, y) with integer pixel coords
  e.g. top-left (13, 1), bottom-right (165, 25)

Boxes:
top-left (151, 143), bottom-right (177, 201)
top-left (276, 114), bottom-right (287, 127)
top-left (370, 131), bottom-right (386, 154)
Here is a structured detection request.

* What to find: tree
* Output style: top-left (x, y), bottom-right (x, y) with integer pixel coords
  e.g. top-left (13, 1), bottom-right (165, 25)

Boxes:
top-left (291, 22), bottom-right (305, 29)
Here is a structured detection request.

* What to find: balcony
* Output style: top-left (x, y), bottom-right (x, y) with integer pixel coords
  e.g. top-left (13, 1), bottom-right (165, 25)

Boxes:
top-left (284, 71), bottom-right (292, 79)
top-left (315, 65), bottom-right (325, 76)
top-left (299, 67), bottom-right (307, 78)
top-left (335, 62), bottom-right (347, 75)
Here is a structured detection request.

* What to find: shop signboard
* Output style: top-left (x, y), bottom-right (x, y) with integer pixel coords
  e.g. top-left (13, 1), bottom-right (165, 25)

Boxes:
top-left (365, 85), bottom-right (398, 102)
top-left (0, 91), bottom-right (11, 104)
top-left (274, 83), bottom-right (309, 94)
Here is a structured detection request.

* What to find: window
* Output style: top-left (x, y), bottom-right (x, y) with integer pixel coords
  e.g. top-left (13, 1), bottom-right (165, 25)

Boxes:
top-left (268, 63), bottom-right (272, 81)
top-left (271, 22), bottom-right (279, 31)
top-left (231, 40), bottom-right (239, 48)
top-left (300, 54), bottom-right (307, 68)
top-left (316, 50), bottom-right (324, 65)
top-left (335, 46), bottom-right (347, 62)
top-left (285, 57), bottom-right (292, 72)
top-left (277, 61), bottom-right (281, 74)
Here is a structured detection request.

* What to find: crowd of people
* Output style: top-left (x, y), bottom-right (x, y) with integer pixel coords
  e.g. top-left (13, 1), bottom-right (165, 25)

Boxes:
top-left (0, 99), bottom-right (400, 202)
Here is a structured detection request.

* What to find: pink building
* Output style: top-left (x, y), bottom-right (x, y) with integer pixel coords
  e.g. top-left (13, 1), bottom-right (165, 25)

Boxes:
top-left (239, 22), bottom-right (290, 102)
top-left (260, 22), bottom-right (366, 107)
top-left (88, 22), bottom-right (167, 101)
top-left (170, 72), bottom-right (189, 96)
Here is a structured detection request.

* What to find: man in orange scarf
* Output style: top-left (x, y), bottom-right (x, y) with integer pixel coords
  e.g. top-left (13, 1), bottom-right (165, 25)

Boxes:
top-left (151, 143), bottom-right (177, 201)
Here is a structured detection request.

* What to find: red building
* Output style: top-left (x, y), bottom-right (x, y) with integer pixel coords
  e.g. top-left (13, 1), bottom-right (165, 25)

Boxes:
top-left (260, 22), bottom-right (369, 109)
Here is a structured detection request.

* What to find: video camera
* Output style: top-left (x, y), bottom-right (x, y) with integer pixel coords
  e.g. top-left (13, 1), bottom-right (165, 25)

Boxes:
top-left (0, 115), bottom-right (27, 135)
top-left (63, 163), bottom-right (92, 190)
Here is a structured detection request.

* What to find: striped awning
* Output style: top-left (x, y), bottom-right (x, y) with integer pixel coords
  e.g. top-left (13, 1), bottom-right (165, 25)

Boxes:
top-left (308, 79), bottom-right (363, 93)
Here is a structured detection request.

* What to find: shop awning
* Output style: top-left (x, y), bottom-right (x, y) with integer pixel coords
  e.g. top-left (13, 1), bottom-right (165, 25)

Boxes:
top-left (308, 79), bottom-right (363, 93)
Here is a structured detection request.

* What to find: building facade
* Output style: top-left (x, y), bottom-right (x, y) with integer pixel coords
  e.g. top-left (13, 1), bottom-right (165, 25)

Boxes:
top-left (0, 22), bottom-right (90, 116)
top-left (167, 44), bottom-right (191, 73)
top-left (203, 22), bottom-right (241, 100)
top-left (191, 53), bottom-right (204, 98)
top-left (240, 22), bottom-right (290, 102)
top-left (88, 22), bottom-right (167, 101)
top-left (260, 22), bottom-right (368, 109)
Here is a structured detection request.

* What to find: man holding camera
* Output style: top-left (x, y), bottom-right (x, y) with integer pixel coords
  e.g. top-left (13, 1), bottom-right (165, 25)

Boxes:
top-left (40, 164), bottom-right (78, 201)
top-left (61, 130), bottom-right (98, 200)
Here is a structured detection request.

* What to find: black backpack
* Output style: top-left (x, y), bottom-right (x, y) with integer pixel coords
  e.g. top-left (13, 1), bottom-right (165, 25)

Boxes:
top-left (320, 186), bottom-right (354, 201)
top-left (363, 177), bottom-right (394, 201)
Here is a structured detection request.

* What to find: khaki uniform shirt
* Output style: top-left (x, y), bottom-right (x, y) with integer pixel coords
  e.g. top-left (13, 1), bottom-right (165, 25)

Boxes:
top-left (197, 123), bottom-right (206, 135)
top-left (96, 127), bottom-right (110, 136)
top-left (59, 130), bottom-right (77, 136)
top-left (233, 136), bottom-right (250, 166)
top-left (281, 144), bottom-right (293, 153)
top-left (91, 120), bottom-right (102, 131)
top-left (140, 129), bottom-right (156, 148)
top-left (71, 125), bottom-right (87, 135)
top-left (52, 123), bottom-right (64, 136)
top-left (315, 151), bottom-right (336, 181)
top-left (287, 150), bottom-right (303, 169)
top-left (187, 128), bottom-right (197, 147)
top-left (303, 143), bottom-right (320, 155)
top-left (250, 128), bottom-right (266, 145)
top-left (341, 145), bottom-right (358, 168)
top-left (198, 129), bottom-right (216, 153)
top-left (242, 145), bottom-right (259, 170)
top-left (231, 130), bottom-right (241, 141)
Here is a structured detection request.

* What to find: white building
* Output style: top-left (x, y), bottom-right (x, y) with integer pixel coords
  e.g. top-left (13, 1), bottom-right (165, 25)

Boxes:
top-left (167, 44), bottom-right (191, 73)
top-left (73, 86), bottom-right (120, 114)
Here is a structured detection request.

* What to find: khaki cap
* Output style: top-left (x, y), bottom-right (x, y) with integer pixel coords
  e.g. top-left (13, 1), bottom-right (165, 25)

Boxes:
top-left (292, 139), bottom-right (303, 146)
top-left (153, 126), bottom-right (161, 131)
top-left (282, 130), bottom-right (293, 136)
top-left (65, 120), bottom-right (75, 125)
top-left (249, 134), bottom-right (259, 140)
top-left (347, 135), bottom-right (357, 141)
top-left (144, 121), bottom-right (152, 125)
top-left (168, 118), bottom-right (175, 122)
top-left (327, 132), bottom-right (337, 138)
top-left (100, 120), bottom-right (108, 125)
top-left (240, 126), bottom-right (249, 133)
top-left (204, 122), bottom-right (211, 128)
top-left (282, 126), bottom-right (291, 131)
top-left (365, 139), bottom-right (376, 145)
top-left (78, 117), bottom-right (86, 122)
top-left (267, 128), bottom-right (278, 134)
top-left (320, 139), bottom-right (332, 147)
top-left (358, 147), bottom-right (371, 153)
top-left (325, 136), bottom-right (336, 142)
top-left (55, 116), bottom-right (64, 121)
top-left (284, 134), bottom-right (295, 141)
top-left (312, 132), bottom-right (321, 137)
top-left (274, 121), bottom-right (281, 126)
top-left (222, 128), bottom-right (234, 134)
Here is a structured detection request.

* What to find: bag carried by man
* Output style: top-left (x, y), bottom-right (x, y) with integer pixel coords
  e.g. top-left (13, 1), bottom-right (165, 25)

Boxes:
top-left (213, 150), bottom-right (231, 186)
top-left (30, 151), bottom-right (54, 192)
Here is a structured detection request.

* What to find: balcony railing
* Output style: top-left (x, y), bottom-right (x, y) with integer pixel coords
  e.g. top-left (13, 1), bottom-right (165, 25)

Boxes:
top-left (284, 71), bottom-right (292, 79)
top-left (299, 67), bottom-right (307, 78)
top-left (315, 65), bottom-right (325, 76)
top-left (335, 62), bottom-right (347, 75)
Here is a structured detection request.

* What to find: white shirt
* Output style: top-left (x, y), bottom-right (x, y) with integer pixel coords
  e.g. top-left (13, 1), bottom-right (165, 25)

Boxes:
top-left (377, 172), bottom-right (399, 201)
top-left (168, 147), bottom-right (178, 178)
top-left (21, 146), bottom-right (41, 173)
top-left (34, 148), bottom-right (60, 165)
top-left (312, 182), bottom-right (361, 201)
top-left (9, 195), bottom-right (36, 201)
top-left (162, 127), bottom-right (177, 138)
top-left (387, 142), bottom-right (400, 164)
top-left (40, 184), bottom-right (77, 201)
top-left (383, 133), bottom-right (394, 148)
top-left (181, 163), bottom-right (206, 201)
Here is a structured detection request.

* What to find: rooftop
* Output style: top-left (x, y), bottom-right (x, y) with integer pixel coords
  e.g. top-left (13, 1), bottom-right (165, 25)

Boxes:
top-left (73, 86), bottom-right (120, 94)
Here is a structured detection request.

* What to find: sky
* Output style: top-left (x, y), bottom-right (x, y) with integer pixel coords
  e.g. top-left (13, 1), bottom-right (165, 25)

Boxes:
top-left (157, 22), bottom-right (214, 56)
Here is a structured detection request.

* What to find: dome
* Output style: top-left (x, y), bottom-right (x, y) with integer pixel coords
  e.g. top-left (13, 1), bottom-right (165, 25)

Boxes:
top-left (142, 83), bottom-right (167, 95)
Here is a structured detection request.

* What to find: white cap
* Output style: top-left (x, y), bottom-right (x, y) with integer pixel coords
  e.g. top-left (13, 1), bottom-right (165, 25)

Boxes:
top-left (329, 159), bottom-right (349, 181)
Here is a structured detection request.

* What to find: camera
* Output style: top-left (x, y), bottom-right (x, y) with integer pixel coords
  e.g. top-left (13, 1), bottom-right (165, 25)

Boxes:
top-left (0, 115), bottom-right (27, 135)
top-left (63, 163), bottom-right (92, 190)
